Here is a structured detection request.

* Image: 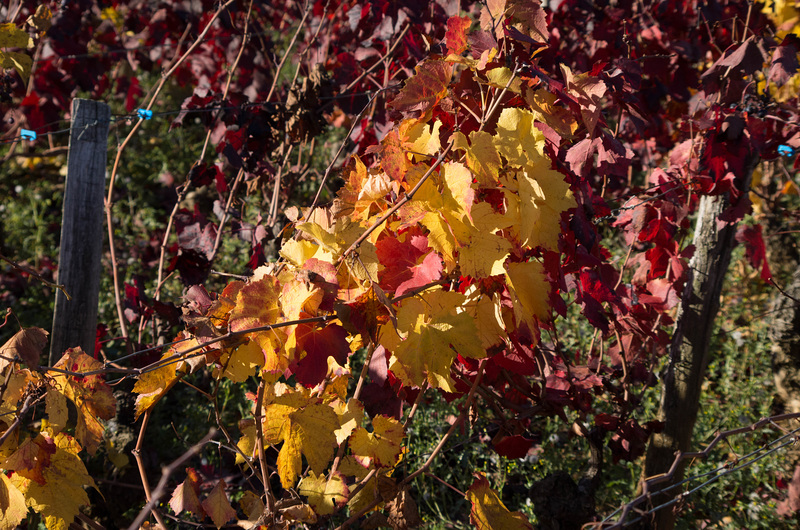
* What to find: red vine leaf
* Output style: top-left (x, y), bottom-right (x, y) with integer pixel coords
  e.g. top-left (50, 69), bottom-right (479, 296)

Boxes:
top-left (735, 223), bottom-right (772, 281)
top-left (446, 16), bottom-right (472, 56)
top-left (389, 60), bottom-right (453, 117)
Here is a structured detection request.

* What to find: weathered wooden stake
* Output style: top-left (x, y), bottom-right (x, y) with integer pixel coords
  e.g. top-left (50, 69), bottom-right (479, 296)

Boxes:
top-left (50, 99), bottom-right (110, 365)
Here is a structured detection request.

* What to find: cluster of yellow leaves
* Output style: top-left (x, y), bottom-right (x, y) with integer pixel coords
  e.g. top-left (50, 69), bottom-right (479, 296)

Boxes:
top-left (762, 0), bottom-right (800, 38)
top-left (1, 340), bottom-right (114, 530)
top-left (128, 21), bottom-right (574, 528)
top-left (231, 381), bottom-right (405, 524)
top-left (0, 6), bottom-right (51, 84)
top-left (235, 383), bottom-right (403, 484)
top-left (344, 107), bottom-right (574, 390)
top-left (132, 262), bottom-right (349, 418)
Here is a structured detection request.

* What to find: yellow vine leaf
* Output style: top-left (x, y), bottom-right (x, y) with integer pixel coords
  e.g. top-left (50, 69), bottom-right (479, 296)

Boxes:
top-left (335, 155), bottom-right (394, 222)
top-left (337, 220), bottom-right (383, 285)
top-left (322, 355), bottom-right (353, 403)
top-left (466, 474), bottom-right (533, 529)
top-left (229, 275), bottom-right (282, 333)
top-left (296, 221), bottom-right (339, 255)
top-left (382, 288), bottom-right (485, 391)
top-left (200, 480), bottom-right (236, 529)
top-left (282, 502), bottom-right (318, 523)
top-left (51, 348), bottom-right (116, 455)
top-left (27, 6), bottom-right (52, 34)
top-left (238, 490), bottom-right (265, 522)
top-left (458, 202), bottom-right (514, 279)
top-left (414, 161), bottom-right (475, 272)
top-left (133, 354), bottom-right (179, 419)
top-left (484, 66), bottom-right (523, 93)
top-left (462, 287), bottom-right (506, 350)
top-left (296, 217), bottom-right (382, 287)
top-left (524, 88), bottom-right (579, 139)
top-left (452, 130), bottom-right (502, 187)
top-left (215, 339), bottom-right (263, 383)
top-left (2, 433), bottom-right (54, 485)
top-left (252, 391), bottom-right (339, 488)
top-left (0, 51), bottom-right (30, 83)
top-left (493, 108), bottom-right (546, 167)
top-left (0, 369), bottom-right (33, 421)
top-left (298, 471), bottom-right (349, 515)
top-left (10, 432), bottom-right (95, 530)
top-left (228, 275), bottom-right (287, 371)
top-left (0, 23), bottom-right (32, 48)
top-left (279, 239), bottom-right (319, 267)
top-left (347, 472), bottom-right (398, 515)
top-left (133, 333), bottom-right (207, 419)
top-left (515, 159), bottom-right (577, 250)
top-left (338, 455), bottom-right (370, 480)
top-left (334, 398), bottom-right (365, 445)
top-left (441, 161), bottom-right (475, 218)
top-left (45, 386), bottom-right (68, 435)
top-left (0, 22), bottom-right (33, 85)
top-left (0, 472), bottom-right (26, 530)
top-left (505, 260), bottom-right (550, 333)
top-left (761, 0), bottom-right (800, 38)
top-left (281, 276), bottom-right (324, 322)
top-left (403, 119), bottom-right (442, 162)
top-left (349, 415), bottom-right (405, 468)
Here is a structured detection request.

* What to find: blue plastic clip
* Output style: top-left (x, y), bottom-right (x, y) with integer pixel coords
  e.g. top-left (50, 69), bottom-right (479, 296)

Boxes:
top-left (136, 109), bottom-right (153, 120)
top-left (20, 129), bottom-right (36, 141)
top-left (778, 145), bottom-right (794, 157)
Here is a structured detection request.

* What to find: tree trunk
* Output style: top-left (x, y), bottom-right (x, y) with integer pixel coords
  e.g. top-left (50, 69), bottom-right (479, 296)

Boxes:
top-left (641, 157), bottom-right (757, 529)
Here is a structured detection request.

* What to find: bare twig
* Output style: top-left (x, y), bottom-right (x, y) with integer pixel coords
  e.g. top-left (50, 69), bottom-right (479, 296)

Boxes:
top-left (253, 380), bottom-right (275, 524)
top-left (106, 0), bottom-right (237, 344)
top-left (0, 253), bottom-right (70, 300)
top-left (39, 314), bottom-right (336, 379)
top-left (127, 428), bottom-right (217, 530)
top-left (265, 2), bottom-right (312, 102)
top-left (130, 411), bottom-right (169, 530)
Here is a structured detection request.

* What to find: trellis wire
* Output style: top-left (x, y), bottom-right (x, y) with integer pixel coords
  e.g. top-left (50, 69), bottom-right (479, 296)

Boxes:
top-left (592, 413), bottom-right (800, 529)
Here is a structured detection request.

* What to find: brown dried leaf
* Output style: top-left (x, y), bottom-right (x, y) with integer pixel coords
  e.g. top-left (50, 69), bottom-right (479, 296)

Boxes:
top-left (0, 327), bottom-right (48, 369)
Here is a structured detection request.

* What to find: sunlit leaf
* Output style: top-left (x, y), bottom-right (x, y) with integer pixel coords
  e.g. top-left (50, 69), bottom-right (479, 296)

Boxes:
top-left (466, 474), bottom-right (533, 529)
top-left (0, 23), bottom-right (32, 48)
top-left (242, 390), bottom-right (339, 488)
top-left (51, 348), bottom-right (116, 455)
top-left (10, 432), bottom-right (95, 530)
top-left (298, 471), bottom-right (349, 515)
top-left (350, 415), bottom-right (404, 468)
top-left (0, 52), bottom-right (32, 84)
top-left (389, 60), bottom-right (453, 117)
top-left (382, 288), bottom-right (485, 391)
top-left (0, 472), bottom-right (27, 530)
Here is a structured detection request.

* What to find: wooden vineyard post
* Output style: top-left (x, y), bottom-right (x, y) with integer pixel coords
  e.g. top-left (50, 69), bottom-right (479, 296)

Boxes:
top-left (49, 99), bottom-right (110, 365)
